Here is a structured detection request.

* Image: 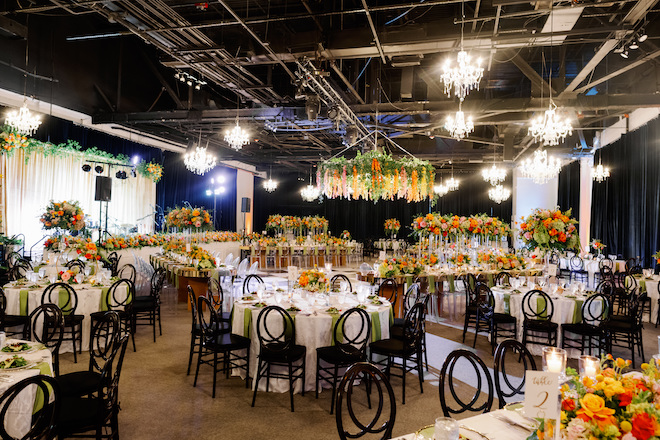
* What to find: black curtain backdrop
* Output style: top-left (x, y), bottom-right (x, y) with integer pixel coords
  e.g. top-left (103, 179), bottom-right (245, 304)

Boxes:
top-left (254, 172), bottom-right (512, 240)
top-left (28, 115), bottom-right (238, 232)
top-left (558, 160), bottom-right (580, 215)
top-left (591, 116), bottom-right (660, 267)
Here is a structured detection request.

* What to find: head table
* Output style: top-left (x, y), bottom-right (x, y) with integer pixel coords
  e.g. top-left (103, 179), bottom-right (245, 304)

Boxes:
top-left (230, 289), bottom-right (393, 394)
top-left (0, 339), bottom-right (54, 438)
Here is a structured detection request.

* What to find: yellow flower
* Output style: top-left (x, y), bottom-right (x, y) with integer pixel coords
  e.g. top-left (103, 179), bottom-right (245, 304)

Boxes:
top-left (576, 393), bottom-right (616, 430)
top-left (620, 421), bottom-right (632, 433)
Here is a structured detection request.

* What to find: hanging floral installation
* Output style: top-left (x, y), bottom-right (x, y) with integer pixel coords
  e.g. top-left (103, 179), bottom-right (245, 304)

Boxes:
top-left (0, 126), bottom-right (164, 182)
top-left (411, 213), bottom-right (511, 239)
top-left (316, 150), bottom-right (435, 202)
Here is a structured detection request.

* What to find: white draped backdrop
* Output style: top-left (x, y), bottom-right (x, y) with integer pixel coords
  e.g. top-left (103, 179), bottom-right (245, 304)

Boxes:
top-left (1, 149), bottom-right (156, 252)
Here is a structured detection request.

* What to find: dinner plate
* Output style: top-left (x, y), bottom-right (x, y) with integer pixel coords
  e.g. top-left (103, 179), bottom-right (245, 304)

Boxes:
top-left (414, 424), bottom-right (489, 440)
top-left (0, 358), bottom-right (36, 372)
top-left (1, 343), bottom-right (37, 355)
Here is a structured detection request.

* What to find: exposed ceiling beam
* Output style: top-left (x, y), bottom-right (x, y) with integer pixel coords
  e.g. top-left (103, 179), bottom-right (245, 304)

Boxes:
top-left (573, 48), bottom-right (660, 94)
top-left (0, 14), bottom-right (27, 38)
top-left (560, 39), bottom-right (618, 96)
top-left (504, 49), bottom-right (556, 97)
top-left (360, 0), bottom-right (387, 64)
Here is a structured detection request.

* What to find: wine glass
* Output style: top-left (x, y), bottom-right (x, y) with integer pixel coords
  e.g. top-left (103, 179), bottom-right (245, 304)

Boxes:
top-left (256, 285), bottom-right (265, 302)
top-left (537, 276), bottom-right (547, 289)
top-left (274, 290), bottom-right (282, 304)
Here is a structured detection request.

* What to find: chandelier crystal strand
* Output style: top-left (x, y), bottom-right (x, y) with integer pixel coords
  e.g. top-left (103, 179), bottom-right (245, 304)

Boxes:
top-left (224, 121), bottom-right (250, 151)
top-left (434, 184), bottom-right (449, 196)
top-left (488, 185), bottom-right (511, 204)
top-left (184, 146), bottom-right (217, 175)
top-left (528, 103), bottom-right (573, 146)
top-left (5, 104), bottom-right (41, 135)
top-left (301, 184), bottom-right (320, 201)
top-left (481, 164), bottom-right (507, 185)
top-left (445, 102), bottom-right (474, 140)
top-left (446, 177), bottom-right (459, 192)
top-left (441, 0), bottom-right (483, 101)
top-left (519, 149), bottom-right (562, 185)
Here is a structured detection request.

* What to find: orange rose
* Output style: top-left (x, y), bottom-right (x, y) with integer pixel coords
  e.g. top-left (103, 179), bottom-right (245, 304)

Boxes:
top-left (576, 394), bottom-right (616, 430)
top-left (549, 228), bottom-right (558, 236)
top-left (558, 232), bottom-right (567, 242)
top-left (631, 412), bottom-right (657, 440)
top-left (561, 399), bottom-right (576, 411)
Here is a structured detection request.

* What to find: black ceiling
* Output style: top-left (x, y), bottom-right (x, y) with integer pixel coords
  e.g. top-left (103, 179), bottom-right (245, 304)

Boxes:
top-left (0, 0), bottom-right (659, 173)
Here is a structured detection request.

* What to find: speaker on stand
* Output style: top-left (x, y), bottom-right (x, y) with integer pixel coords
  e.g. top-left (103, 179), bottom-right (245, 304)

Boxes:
top-left (95, 176), bottom-right (112, 243)
top-left (241, 197), bottom-right (250, 244)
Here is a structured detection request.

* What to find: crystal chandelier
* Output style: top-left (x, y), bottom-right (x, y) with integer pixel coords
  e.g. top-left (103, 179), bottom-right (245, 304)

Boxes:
top-left (442, 51), bottom-right (484, 102)
top-left (519, 149), bottom-right (562, 185)
top-left (224, 121), bottom-right (250, 151)
top-left (592, 162), bottom-right (610, 183)
top-left (528, 102), bottom-right (573, 146)
top-left (482, 164), bottom-right (507, 185)
top-left (488, 185), bottom-right (511, 204)
top-left (301, 184), bottom-right (320, 202)
top-left (263, 178), bottom-right (278, 192)
top-left (5, 103), bottom-right (41, 135)
top-left (184, 145), bottom-right (216, 175)
top-left (440, 0), bottom-right (483, 101)
top-left (445, 103), bottom-right (474, 140)
top-left (434, 184), bottom-right (449, 196)
top-left (445, 177), bottom-right (459, 192)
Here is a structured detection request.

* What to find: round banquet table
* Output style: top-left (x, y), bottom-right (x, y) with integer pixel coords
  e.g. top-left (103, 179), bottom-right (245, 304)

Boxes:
top-left (3, 280), bottom-right (128, 353)
top-left (491, 286), bottom-right (604, 358)
top-left (230, 292), bottom-right (392, 394)
top-left (0, 339), bottom-right (54, 438)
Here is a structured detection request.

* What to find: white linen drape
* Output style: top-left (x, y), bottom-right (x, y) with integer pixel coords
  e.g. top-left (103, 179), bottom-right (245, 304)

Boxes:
top-left (1, 149), bottom-right (156, 251)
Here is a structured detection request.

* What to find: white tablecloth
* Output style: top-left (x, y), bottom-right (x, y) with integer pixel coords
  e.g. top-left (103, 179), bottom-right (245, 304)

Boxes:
top-left (3, 281), bottom-right (127, 353)
top-left (492, 287), bottom-right (603, 357)
top-left (0, 339), bottom-right (54, 438)
top-left (644, 277), bottom-right (660, 323)
top-left (231, 295), bottom-right (392, 394)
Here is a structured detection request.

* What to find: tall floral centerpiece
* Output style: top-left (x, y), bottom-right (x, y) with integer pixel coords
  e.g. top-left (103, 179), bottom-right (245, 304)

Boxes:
top-left (653, 251), bottom-right (660, 266)
top-left (518, 208), bottom-right (580, 254)
top-left (165, 207), bottom-right (212, 231)
top-left (40, 201), bottom-right (85, 235)
top-left (591, 239), bottom-right (606, 256)
top-left (384, 218), bottom-right (401, 238)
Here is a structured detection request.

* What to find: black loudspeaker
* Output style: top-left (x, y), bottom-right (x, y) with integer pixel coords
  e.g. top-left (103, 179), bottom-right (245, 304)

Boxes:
top-left (95, 176), bottom-right (112, 202)
top-left (241, 197), bottom-right (250, 213)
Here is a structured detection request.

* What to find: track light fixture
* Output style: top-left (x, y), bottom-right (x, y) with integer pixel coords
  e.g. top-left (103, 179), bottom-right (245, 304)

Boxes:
top-left (81, 164), bottom-right (91, 172)
top-left (174, 71), bottom-right (207, 90)
top-left (638, 31), bottom-right (648, 42)
top-left (94, 165), bottom-right (104, 174)
top-left (620, 50), bottom-right (629, 59)
top-left (629, 40), bottom-right (639, 50)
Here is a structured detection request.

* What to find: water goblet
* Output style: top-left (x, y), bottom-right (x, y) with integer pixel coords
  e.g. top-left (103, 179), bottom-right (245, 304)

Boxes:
top-left (434, 417), bottom-right (460, 440)
top-left (274, 290), bottom-right (282, 304)
top-left (84, 266), bottom-right (91, 277)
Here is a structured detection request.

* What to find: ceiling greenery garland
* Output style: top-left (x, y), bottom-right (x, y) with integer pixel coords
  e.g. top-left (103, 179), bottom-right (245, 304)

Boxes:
top-left (316, 150), bottom-right (435, 202)
top-left (0, 126), bottom-right (163, 182)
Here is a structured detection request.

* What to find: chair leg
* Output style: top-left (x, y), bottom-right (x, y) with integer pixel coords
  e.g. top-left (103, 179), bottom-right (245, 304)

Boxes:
top-left (193, 342), bottom-right (204, 387)
top-left (473, 319), bottom-right (480, 348)
top-left (417, 350), bottom-right (424, 394)
top-left (329, 364), bottom-right (339, 414)
top-left (187, 333), bottom-right (196, 375)
top-left (402, 357), bottom-right (407, 405)
top-left (212, 351), bottom-right (218, 398)
top-left (152, 312), bottom-right (157, 342)
top-left (251, 360), bottom-right (263, 407)
top-left (288, 362), bottom-right (295, 412)
top-left (158, 308), bottom-right (162, 335)
top-left (71, 325), bottom-right (78, 363)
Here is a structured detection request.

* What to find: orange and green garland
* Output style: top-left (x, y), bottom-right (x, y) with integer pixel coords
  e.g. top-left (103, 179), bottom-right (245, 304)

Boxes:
top-left (317, 150), bottom-right (435, 202)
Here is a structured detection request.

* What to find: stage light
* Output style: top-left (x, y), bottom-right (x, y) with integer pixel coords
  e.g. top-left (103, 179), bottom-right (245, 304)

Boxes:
top-left (639, 30), bottom-right (648, 42)
top-left (131, 168), bottom-right (137, 178)
top-left (205, 189), bottom-right (212, 196)
top-left (116, 171), bottom-right (122, 178)
top-left (95, 165), bottom-right (104, 174)
top-left (132, 155), bottom-right (140, 165)
top-left (217, 175), bottom-right (226, 183)
top-left (621, 50), bottom-right (629, 59)
top-left (82, 164), bottom-right (91, 172)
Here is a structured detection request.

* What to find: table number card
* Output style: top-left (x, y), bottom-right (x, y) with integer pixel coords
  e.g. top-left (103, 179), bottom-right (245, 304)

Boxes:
top-left (524, 371), bottom-right (559, 420)
top-left (379, 251), bottom-right (386, 260)
top-left (547, 265), bottom-right (558, 277)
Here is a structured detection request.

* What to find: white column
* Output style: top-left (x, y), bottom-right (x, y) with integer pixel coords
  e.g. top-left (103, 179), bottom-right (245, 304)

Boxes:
top-left (236, 169), bottom-right (254, 234)
top-left (511, 168), bottom-right (558, 248)
top-left (579, 157), bottom-right (593, 253)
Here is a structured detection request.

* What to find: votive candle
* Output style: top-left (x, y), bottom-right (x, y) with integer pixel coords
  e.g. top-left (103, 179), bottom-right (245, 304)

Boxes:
top-left (543, 347), bottom-right (567, 374)
top-left (579, 355), bottom-right (599, 378)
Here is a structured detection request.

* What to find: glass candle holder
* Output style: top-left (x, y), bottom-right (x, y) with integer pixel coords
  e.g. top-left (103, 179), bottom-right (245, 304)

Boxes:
top-left (579, 355), bottom-right (599, 378)
top-left (434, 417), bottom-right (459, 440)
top-left (543, 347), bottom-right (567, 375)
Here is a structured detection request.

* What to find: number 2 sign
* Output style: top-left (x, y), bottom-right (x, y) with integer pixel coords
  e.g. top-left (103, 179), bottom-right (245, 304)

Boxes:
top-left (524, 371), bottom-right (559, 420)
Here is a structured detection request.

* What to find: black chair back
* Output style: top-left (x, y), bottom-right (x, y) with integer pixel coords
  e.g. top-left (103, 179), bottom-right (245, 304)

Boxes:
top-left (29, 304), bottom-right (64, 375)
top-left (118, 264), bottom-right (136, 284)
top-left (105, 279), bottom-right (135, 311)
top-left (522, 289), bottom-right (554, 321)
top-left (494, 272), bottom-right (511, 287)
top-left (439, 349), bottom-right (494, 416)
top-left (474, 283), bottom-right (495, 316)
top-left (255, 306), bottom-right (296, 355)
top-left (98, 335), bottom-right (130, 417)
top-left (0, 375), bottom-right (60, 440)
top-left (150, 268), bottom-right (166, 298)
top-left (330, 274), bottom-right (352, 292)
top-left (188, 285), bottom-right (200, 333)
top-left (401, 283), bottom-right (422, 317)
top-left (207, 277), bottom-right (224, 311)
top-left (0, 287), bottom-right (7, 323)
top-left (41, 283), bottom-right (79, 316)
top-left (377, 278), bottom-right (398, 304)
top-left (402, 303), bottom-right (426, 353)
top-left (335, 362), bottom-right (396, 440)
top-left (5, 252), bottom-right (22, 268)
top-left (65, 259), bottom-right (85, 272)
top-left (333, 308), bottom-right (371, 358)
top-left (88, 311), bottom-right (121, 375)
top-left (581, 293), bottom-right (610, 326)
top-left (197, 296), bottom-right (220, 342)
top-left (8, 261), bottom-right (30, 281)
top-left (462, 273), bottom-right (478, 297)
top-left (494, 339), bottom-right (537, 408)
top-left (599, 257), bottom-right (613, 270)
top-left (243, 274), bottom-right (264, 296)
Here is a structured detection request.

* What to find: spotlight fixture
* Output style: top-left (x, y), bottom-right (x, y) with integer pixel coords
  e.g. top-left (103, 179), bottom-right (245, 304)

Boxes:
top-left (131, 168), bottom-right (137, 178)
top-left (81, 164), bottom-right (91, 172)
top-left (629, 40), bottom-right (639, 50)
top-left (94, 165), bottom-right (104, 174)
top-left (174, 71), bottom-right (206, 90)
top-left (639, 28), bottom-right (648, 42)
top-left (620, 50), bottom-right (629, 59)
top-left (305, 95), bottom-right (321, 121)
top-left (115, 170), bottom-right (128, 179)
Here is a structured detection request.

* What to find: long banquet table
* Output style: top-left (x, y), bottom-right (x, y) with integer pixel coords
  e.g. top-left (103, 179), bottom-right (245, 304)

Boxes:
top-left (230, 292), bottom-right (392, 394)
